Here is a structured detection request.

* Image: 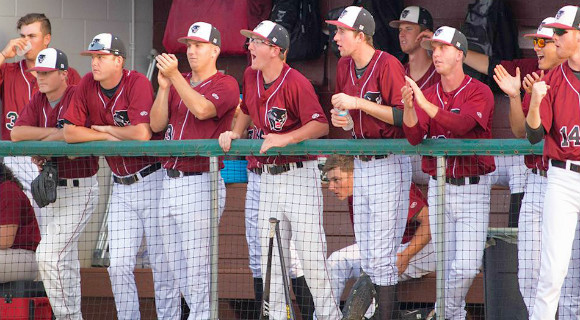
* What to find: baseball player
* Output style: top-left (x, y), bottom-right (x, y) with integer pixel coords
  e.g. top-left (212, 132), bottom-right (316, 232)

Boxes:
top-left (62, 34), bottom-right (180, 319)
top-left (390, 6), bottom-right (439, 186)
top-left (219, 20), bottom-right (341, 320)
top-left (525, 6), bottom-right (580, 319)
top-left (244, 126), bottom-right (316, 320)
top-left (402, 26), bottom-right (495, 320)
top-left (322, 155), bottom-right (435, 318)
top-left (149, 22), bottom-right (239, 319)
top-left (0, 163), bottom-right (40, 283)
top-left (326, 6), bottom-right (411, 319)
top-left (0, 13), bottom-right (80, 193)
top-left (10, 48), bottom-right (99, 320)
top-left (493, 18), bottom-right (580, 318)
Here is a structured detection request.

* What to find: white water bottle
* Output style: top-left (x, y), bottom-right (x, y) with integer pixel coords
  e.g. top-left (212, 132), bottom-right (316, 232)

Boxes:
top-left (16, 41), bottom-right (31, 57)
top-left (335, 108), bottom-right (354, 131)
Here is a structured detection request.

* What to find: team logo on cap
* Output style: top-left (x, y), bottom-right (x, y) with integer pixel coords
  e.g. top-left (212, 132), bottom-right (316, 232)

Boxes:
top-left (339, 9), bottom-right (348, 19)
top-left (556, 10), bottom-right (564, 20)
top-left (113, 110), bottom-right (130, 127)
top-left (401, 9), bottom-right (410, 18)
top-left (267, 107), bottom-right (288, 131)
top-left (539, 22), bottom-right (545, 31)
top-left (37, 54), bottom-right (45, 63)
top-left (256, 22), bottom-right (264, 29)
top-left (434, 28), bottom-right (443, 36)
top-left (90, 38), bottom-right (101, 47)
top-left (191, 25), bottom-right (200, 33)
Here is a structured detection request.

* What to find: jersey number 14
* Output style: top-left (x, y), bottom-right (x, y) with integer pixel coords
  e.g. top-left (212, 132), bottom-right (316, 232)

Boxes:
top-left (560, 125), bottom-right (580, 147)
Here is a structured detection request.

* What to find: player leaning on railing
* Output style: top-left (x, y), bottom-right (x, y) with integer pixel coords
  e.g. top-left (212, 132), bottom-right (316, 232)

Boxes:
top-left (62, 33), bottom-right (180, 320)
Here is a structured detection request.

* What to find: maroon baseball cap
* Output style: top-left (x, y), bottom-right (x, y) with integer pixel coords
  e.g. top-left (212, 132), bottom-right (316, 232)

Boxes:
top-left (178, 22), bottom-right (221, 48)
top-left (326, 6), bottom-right (375, 36)
top-left (27, 48), bottom-right (68, 72)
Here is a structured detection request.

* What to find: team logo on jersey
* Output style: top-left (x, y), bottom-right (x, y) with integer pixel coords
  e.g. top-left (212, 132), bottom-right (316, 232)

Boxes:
top-left (56, 119), bottom-right (65, 129)
top-left (364, 91), bottom-right (383, 105)
top-left (434, 29), bottom-right (443, 36)
top-left (267, 107), bottom-right (287, 131)
top-left (37, 54), bottom-right (46, 63)
top-left (248, 126), bottom-right (264, 140)
top-left (113, 110), bottom-right (130, 127)
top-left (401, 9), bottom-right (410, 18)
top-left (191, 25), bottom-right (200, 33)
top-left (410, 201), bottom-right (417, 209)
top-left (450, 108), bottom-right (460, 114)
top-left (165, 124), bottom-right (174, 140)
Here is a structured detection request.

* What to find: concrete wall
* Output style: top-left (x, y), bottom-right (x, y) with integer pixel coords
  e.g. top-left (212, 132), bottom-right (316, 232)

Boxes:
top-left (0, 0), bottom-right (153, 267)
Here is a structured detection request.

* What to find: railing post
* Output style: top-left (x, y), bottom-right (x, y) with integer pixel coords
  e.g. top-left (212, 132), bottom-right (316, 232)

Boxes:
top-left (209, 156), bottom-right (219, 319)
top-left (436, 156), bottom-right (446, 319)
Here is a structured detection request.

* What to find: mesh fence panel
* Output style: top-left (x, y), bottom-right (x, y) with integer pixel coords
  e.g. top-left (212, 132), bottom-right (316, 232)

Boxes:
top-left (0, 139), bottom-right (555, 320)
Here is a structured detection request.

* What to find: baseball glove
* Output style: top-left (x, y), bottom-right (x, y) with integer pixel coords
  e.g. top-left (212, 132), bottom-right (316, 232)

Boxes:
top-left (342, 271), bottom-right (376, 320)
top-left (31, 161), bottom-right (58, 208)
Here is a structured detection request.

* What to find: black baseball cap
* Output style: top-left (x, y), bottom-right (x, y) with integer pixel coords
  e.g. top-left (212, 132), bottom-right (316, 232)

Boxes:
top-left (27, 48), bottom-right (68, 72)
top-left (81, 33), bottom-right (126, 58)
top-left (240, 20), bottom-right (290, 51)
top-left (389, 6), bottom-right (434, 31)
top-left (178, 22), bottom-right (221, 48)
top-left (326, 6), bottom-right (375, 36)
top-left (421, 26), bottom-right (468, 57)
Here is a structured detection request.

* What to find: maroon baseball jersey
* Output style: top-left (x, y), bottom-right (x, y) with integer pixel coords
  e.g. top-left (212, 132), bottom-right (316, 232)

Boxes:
top-left (15, 86), bottom-right (99, 178)
top-left (497, 58), bottom-right (539, 80)
top-left (0, 181), bottom-right (40, 251)
top-left (0, 60), bottom-right (81, 140)
top-left (64, 69), bottom-right (157, 176)
top-left (538, 62), bottom-right (580, 162)
top-left (521, 90), bottom-right (549, 170)
top-left (404, 75), bottom-right (496, 177)
top-left (163, 72), bottom-right (239, 172)
top-left (335, 50), bottom-right (406, 139)
top-left (402, 183), bottom-right (428, 244)
top-left (240, 63), bottom-right (328, 165)
top-left (404, 62), bottom-right (440, 90)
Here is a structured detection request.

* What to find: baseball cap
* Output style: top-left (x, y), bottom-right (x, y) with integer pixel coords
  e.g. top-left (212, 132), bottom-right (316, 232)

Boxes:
top-left (27, 48), bottom-right (68, 72)
top-left (421, 26), bottom-right (468, 56)
top-left (544, 5), bottom-right (580, 31)
top-left (81, 33), bottom-right (126, 57)
top-left (389, 6), bottom-right (434, 31)
top-left (524, 17), bottom-right (556, 39)
top-left (240, 20), bottom-right (290, 51)
top-left (325, 6), bottom-right (375, 36)
top-left (178, 22), bottom-right (221, 48)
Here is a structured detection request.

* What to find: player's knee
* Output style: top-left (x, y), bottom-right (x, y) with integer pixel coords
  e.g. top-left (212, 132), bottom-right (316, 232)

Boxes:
top-left (107, 259), bottom-right (134, 277)
top-left (453, 264), bottom-right (479, 280)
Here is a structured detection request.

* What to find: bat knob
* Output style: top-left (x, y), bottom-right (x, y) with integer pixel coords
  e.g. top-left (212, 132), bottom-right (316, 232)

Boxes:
top-left (269, 217), bottom-right (278, 224)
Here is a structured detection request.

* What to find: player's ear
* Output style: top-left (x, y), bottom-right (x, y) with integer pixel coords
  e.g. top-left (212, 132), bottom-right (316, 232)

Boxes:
top-left (43, 33), bottom-right (51, 48)
top-left (213, 46), bottom-right (220, 58)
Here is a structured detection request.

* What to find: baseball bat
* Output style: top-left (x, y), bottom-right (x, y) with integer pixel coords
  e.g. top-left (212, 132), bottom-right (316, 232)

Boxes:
top-left (274, 219), bottom-right (296, 320)
top-left (260, 218), bottom-right (278, 320)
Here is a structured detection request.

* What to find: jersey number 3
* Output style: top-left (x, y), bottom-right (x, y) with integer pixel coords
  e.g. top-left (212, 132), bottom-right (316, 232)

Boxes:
top-left (560, 125), bottom-right (580, 147)
top-left (5, 111), bottom-right (18, 130)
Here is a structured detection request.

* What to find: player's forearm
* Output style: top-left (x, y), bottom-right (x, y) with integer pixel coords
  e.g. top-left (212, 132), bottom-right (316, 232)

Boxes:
top-left (356, 98), bottom-right (394, 125)
top-left (150, 87), bottom-right (170, 133)
top-left (170, 74), bottom-right (217, 120)
top-left (464, 50), bottom-right (490, 75)
top-left (232, 113), bottom-right (252, 137)
top-left (11, 126), bottom-right (59, 142)
top-left (403, 107), bottom-right (424, 145)
top-left (0, 224), bottom-right (19, 249)
top-left (507, 96), bottom-right (527, 138)
top-left (401, 224), bottom-right (431, 259)
top-left (42, 130), bottom-right (65, 141)
top-left (64, 124), bottom-right (114, 143)
top-left (285, 120), bottom-right (329, 144)
top-left (526, 101), bottom-right (542, 130)
top-left (106, 123), bottom-right (152, 141)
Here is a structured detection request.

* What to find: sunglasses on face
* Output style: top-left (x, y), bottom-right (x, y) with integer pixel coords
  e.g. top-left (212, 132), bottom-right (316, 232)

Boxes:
top-left (533, 38), bottom-right (554, 48)
top-left (554, 28), bottom-right (568, 36)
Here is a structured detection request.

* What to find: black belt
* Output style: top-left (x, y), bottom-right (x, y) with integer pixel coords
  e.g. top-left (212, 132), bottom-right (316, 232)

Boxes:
top-left (249, 167), bottom-right (263, 175)
top-left (58, 179), bottom-right (80, 187)
top-left (432, 175), bottom-right (480, 186)
top-left (551, 159), bottom-right (580, 173)
top-left (113, 163), bottom-right (162, 185)
top-left (358, 155), bottom-right (388, 162)
top-left (166, 168), bottom-right (203, 178)
top-left (531, 168), bottom-right (547, 177)
top-left (263, 162), bottom-right (303, 175)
